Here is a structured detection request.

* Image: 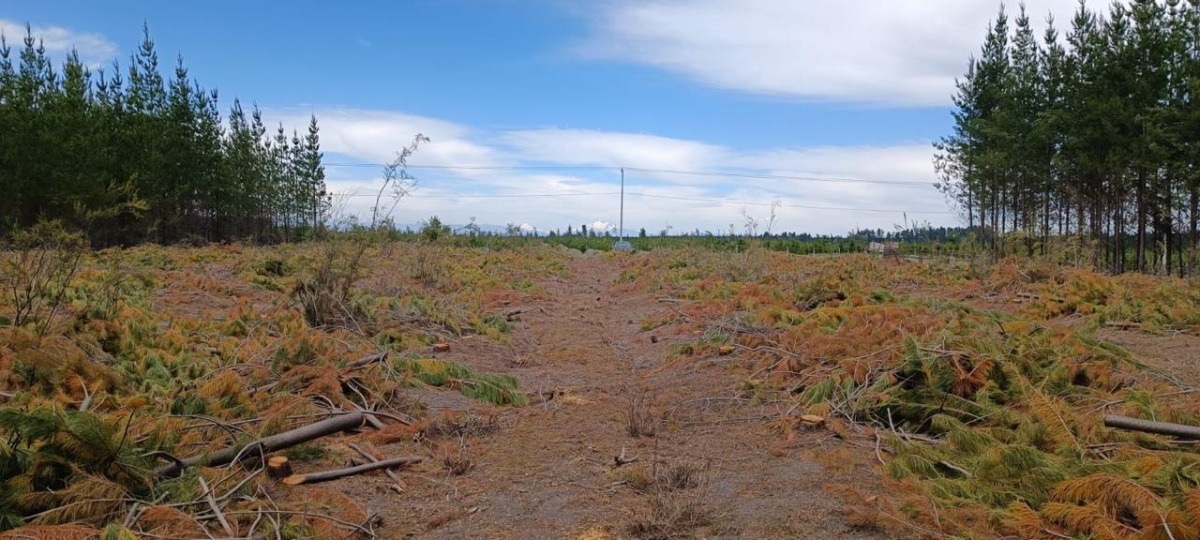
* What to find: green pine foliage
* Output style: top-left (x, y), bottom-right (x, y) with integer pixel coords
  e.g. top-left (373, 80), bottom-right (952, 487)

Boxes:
top-left (395, 358), bottom-right (528, 406)
top-left (0, 24), bottom-right (329, 245)
top-left (938, 1), bottom-right (1200, 275)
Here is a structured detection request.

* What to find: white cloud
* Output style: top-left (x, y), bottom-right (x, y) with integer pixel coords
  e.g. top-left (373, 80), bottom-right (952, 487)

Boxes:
top-left (271, 106), bottom-right (951, 235)
top-left (500, 128), bottom-right (727, 169)
top-left (0, 19), bottom-right (118, 68)
top-left (266, 107), bottom-right (503, 167)
top-left (579, 0), bottom-right (1108, 107)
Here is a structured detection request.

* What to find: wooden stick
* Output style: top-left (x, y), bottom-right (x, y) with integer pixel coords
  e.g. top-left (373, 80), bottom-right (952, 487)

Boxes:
top-left (348, 443), bottom-right (404, 484)
top-left (1104, 415), bottom-right (1200, 439)
top-left (198, 476), bottom-right (235, 537)
top-left (155, 412), bottom-right (366, 478)
top-left (282, 456), bottom-right (423, 486)
top-left (342, 352), bottom-right (389, 371)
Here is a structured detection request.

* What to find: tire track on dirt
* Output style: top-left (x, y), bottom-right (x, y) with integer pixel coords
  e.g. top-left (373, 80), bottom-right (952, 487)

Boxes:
top-left (351, 254), bottom-right (898, 539)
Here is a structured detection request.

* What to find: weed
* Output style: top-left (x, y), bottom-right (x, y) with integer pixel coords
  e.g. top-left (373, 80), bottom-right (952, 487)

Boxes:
top-left (1, 221), bottom-right (86, 335)
top-left (438, 439), bottom-right (475, 476)
top-left (292, 234), bottom-right (370, 328)
top-left (628, 461), bottom-right (715, 540)
top-left (397, 358), bottom-right (527, 406)
top-left (284, 442), bottom-right (331, 462)
top-left (626, 392), bottom-right (658, 438)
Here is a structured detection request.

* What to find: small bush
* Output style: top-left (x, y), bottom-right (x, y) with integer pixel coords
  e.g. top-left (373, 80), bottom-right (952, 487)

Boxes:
top-left (1, 221), bottom-right (86, 335)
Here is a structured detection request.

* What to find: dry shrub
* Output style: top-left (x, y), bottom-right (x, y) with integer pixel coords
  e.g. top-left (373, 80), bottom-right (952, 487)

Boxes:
top-left (369, 422), bottom-right (426, 445)
top-left (625, 392), bottom-right (657, 438)
top-left (282, 486), bottom-right (368, 540)
top-left (1, 221), bottom-right (86, 335)
top-left (292, 237), bottom-right (369, 329)
top-left (1, 328), bottom-right (121, 399)
top-left (135, 504), bottom-right (206, 538)
top-left (423, 410), bottom-right (499, 439)
top-left (628, 462), bottom-right (717, 540)
top-left (437, 440), bottom-right (475, 476)
top-left (0, 524), bottom-right (99, 540)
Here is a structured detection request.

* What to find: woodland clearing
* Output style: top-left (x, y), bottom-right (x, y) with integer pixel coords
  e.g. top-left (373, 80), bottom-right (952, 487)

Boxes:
top-left (3, 239), bottom-right (1200, 539)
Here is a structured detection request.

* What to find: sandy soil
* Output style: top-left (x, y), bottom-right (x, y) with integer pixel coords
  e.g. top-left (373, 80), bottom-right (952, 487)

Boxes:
top-left (306, 255), bottom-right (901, 539)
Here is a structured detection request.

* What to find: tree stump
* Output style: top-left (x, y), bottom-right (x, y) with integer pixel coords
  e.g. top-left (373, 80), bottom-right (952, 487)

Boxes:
top-left (268, 456), bottom-right (292, 479)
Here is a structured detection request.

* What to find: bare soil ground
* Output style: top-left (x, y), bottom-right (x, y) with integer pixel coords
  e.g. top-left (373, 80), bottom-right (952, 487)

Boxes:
top-left (316, 255), bottom-right (898, 539)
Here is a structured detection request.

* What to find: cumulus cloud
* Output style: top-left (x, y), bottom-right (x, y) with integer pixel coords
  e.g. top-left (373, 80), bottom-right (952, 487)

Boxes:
top-left (578, 0), bottom-right (1108, 107)
top-left (0, 19), bottom-right (118, 68)
top-left (590, 220), bottom-right (616, 232)
top-left (500, 128), bottom-right (727, 169)
top-left (268, 106), bottom-right (950, 235)
top-left (266, 107), bottom-right (503, 167)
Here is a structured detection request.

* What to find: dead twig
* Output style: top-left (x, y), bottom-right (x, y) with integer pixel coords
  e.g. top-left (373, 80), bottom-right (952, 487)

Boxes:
top-left (283, 456), bottom-right (424, 485)
top-left (348, 443), bottom-right (405, 485)
top-left (199, 476), bottom-right (235, 537)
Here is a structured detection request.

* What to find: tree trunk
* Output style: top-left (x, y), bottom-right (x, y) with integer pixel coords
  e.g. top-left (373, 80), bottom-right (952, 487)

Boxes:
top-left (155, 411), bottom-right (366, 478)
top-left (1104, 415), bottom-right (1200, 439)
top-left (1191, 187), bottom-right (1198, 276)
top-left (1136, 167), bottom-right (1146, 273)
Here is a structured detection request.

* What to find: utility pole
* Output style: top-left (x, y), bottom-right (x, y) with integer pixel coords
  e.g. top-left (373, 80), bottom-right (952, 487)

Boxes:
top-left (614, 167), bottom-right (631, 252)
top-left (619, 167), bottom-right (625, 242)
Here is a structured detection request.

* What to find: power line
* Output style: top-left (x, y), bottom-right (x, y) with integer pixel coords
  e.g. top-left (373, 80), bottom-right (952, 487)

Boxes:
top-left (623, 167), bottom-right (932, 186)
top-left (325, 163), bottom-right (616, 171)
top-left (330, 191), bottom-right (620, 199)
top-left (327, 190), bottom-right (949, 215)
top-left (322, 162), bottom-right (935, 187)
top-left (625, 193), bottom-right (952, 215)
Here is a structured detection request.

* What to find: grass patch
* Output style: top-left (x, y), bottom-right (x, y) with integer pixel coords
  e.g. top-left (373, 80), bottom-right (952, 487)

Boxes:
top-left (395, 358), bottom-right (527, 406)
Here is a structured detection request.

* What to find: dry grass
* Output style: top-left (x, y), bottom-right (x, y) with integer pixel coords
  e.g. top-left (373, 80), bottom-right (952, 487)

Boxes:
top-left (0, 240), bottom-right (570, 535)
top-left (625, 392), bottom-right (658, 438)
top-left (627, 461), bottom-right (719, 539)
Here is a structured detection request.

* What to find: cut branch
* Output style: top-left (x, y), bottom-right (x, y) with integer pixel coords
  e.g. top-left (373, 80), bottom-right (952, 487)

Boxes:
top-left (342, 351), bottom-right (389, 372)
top-left (155, 412), bottom-right (366, 478)
top-left (348, 443), bottom-right (404, 484)
top-left (282, 456), bottom-right (424, 485)
top-left (1104, 415), bottom-right (1200, 439)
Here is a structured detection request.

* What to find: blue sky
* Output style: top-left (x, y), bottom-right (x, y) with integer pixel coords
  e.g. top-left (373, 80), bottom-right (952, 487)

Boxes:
top-left (0, 0), bottom-right (1105, 235)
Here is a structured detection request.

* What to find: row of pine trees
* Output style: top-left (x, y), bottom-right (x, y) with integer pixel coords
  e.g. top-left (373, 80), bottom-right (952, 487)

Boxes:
top-left (0, 25), bottom-right (329, 245)
top-left (936, 0), bottom-right (1200, 275)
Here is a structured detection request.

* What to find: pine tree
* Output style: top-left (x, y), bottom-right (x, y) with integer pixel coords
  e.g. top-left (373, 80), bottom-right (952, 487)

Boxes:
top-left (300, 115), bottom-right (327, 235)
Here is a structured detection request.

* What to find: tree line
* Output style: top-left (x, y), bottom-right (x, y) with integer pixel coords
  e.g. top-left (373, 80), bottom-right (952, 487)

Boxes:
top-left (0, 25), bottom-right (329, 245)
top-left (936, 0), bottom-right (1200, 274)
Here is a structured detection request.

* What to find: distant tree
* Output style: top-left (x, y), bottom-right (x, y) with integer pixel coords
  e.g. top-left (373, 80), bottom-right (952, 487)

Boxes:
top-left (0, 23), bottom-right (329, 245)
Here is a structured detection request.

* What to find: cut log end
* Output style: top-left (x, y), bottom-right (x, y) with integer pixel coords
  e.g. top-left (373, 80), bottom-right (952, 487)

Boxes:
top-left (799, 414), bottom-right (826, 426)
top-left (433, 343), bottom-right (451, 353)
top-left (281, 474), bottom-right (307, 486)
top-left (267, 456), bottom-right (292, 479)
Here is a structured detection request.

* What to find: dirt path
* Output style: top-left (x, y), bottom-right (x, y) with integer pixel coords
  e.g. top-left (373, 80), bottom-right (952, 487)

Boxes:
top-left (333, 255), bottom-right (893, 539)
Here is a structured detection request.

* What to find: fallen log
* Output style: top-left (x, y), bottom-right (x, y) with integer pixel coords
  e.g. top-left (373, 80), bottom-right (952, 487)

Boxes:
top-left (1104, 415), bottom-right (1200, 439)
top-left (155, 412), bottom-right (366, 478)
top-left (282, 455), bottom-right (424, 486)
